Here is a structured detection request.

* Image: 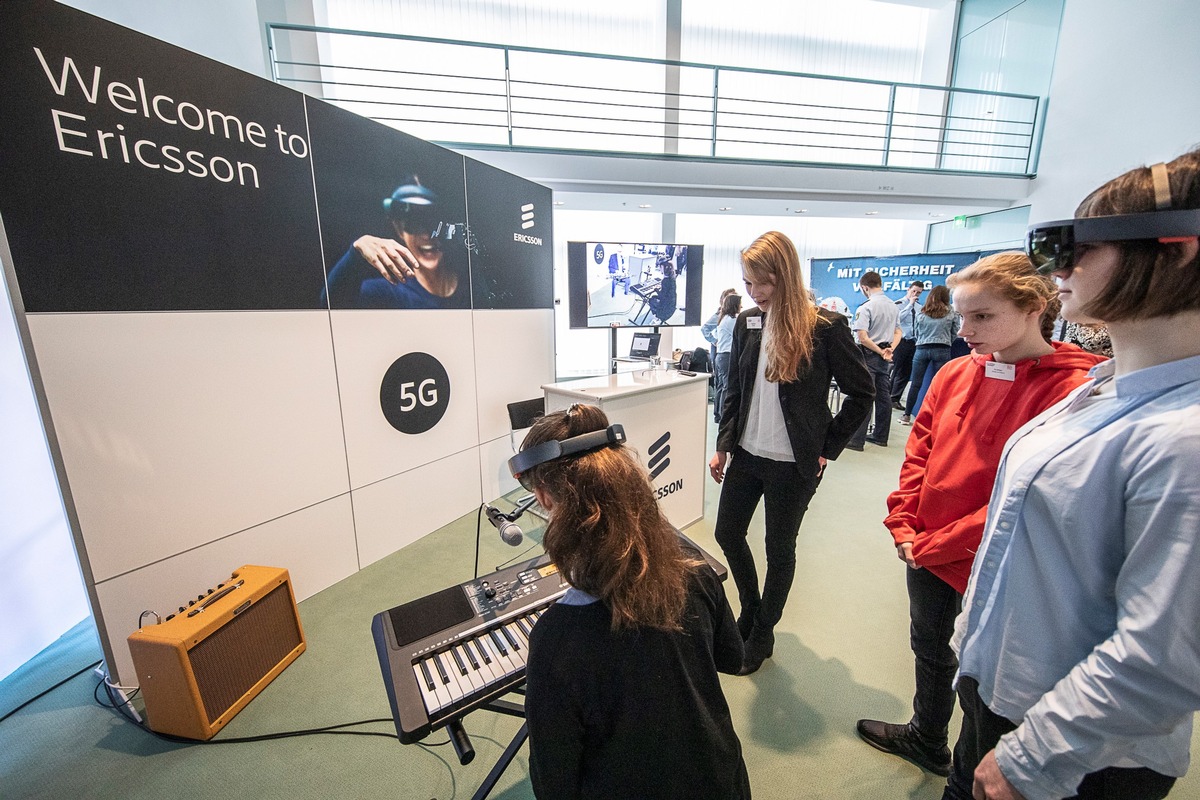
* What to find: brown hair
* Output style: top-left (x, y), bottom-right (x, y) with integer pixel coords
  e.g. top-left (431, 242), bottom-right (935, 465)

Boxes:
top-left (718, 292), bottom-right (741, 322)
top-left (921, 285), bottom-right (951, 319)
top-left (519, 404), bottom-right (699, 631)
top-left (1072, 147), bottom-right (1200, 321)
top-left (859, 271), bottom-right (883, 289)
top-left (947, 251), bottom-right (1061, 341)
top-left (741, 231), bottom-right (822, 382)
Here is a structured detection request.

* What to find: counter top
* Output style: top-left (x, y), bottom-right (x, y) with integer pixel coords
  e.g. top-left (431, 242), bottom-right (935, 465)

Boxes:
top-left (543, 369), bottom-right (709, 401)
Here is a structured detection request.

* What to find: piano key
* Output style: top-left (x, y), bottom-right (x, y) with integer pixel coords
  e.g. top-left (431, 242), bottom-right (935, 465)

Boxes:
top-left (483, 632), bottom-right (520, 677)
top-left (462, 640), bottom-right (481, 670)
top-left (412, 662), bottom-right (444, 715)
top-left (469, 637), bottom-right (492, 667)
top-left (516, 616), bottom-right (533, 637)
top-left (426, 657), bottom-right (455, 711)
top-left (501, 625), bottom-right (520, 651)
top-left (432, 651), bottom-right (450, 685)
top-left (506, 621), bottom-right (529, 651)
top-left (438, 654), bottom-right (468, 704)
top-left (456, 647), bottom-right (486, 693)
top-left (418, 658), bottom-right (435, 691)
top-left (450, 646), bottom-right (468, 676)
top-left (489, 629), bottom-right (509, 657)
top-left (472, 637), bottom-right (503, 684)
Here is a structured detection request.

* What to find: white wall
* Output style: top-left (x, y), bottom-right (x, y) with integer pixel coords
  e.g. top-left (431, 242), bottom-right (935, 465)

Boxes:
top-left (1025, 0), bottom-right (1200, 220)
top-left (60, 0), bottom-right (267, 77)
top-left (0, 262), bottom-right (90, 681)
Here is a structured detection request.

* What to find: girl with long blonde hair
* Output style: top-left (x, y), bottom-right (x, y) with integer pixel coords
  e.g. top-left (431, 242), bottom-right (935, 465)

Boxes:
top-left (709, 230), bottom-right (874, 674)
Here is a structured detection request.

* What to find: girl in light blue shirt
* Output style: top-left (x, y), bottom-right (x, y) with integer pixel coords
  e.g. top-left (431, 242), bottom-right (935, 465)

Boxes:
top-left (948, 148), bottom-right (1200, 800)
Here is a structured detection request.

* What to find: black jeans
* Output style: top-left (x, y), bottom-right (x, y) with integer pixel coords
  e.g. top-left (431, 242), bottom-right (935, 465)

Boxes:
top-left (943, 677), bottom-right (1177, 800)
top-left (713, 447), bottom-right (820, 630)
top-left (890, 337), bottom-right (917, 403)
top-left (907, 566), bottom-right (960, 747)
top-left (849, 348), bottom-right (891, 446)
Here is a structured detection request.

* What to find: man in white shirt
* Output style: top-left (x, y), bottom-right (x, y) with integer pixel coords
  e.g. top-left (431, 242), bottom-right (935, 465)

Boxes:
top-left (847, 271), bottom-right (901, 450)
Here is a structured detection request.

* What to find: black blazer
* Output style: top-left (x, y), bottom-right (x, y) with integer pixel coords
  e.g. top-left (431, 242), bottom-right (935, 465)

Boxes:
top-left (716, 307), bottom-right (874, 464)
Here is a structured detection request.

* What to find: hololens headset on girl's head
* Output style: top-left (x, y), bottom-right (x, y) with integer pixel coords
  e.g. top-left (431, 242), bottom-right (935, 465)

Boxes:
top-left (508, 423), bottom-right (627, 491)
top-left (1027, 161), bottom-right (1200, 275)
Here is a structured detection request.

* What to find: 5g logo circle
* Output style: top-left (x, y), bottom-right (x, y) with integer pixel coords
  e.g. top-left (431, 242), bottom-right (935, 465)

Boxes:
top-left (380, 352), bottom-right (450, 434)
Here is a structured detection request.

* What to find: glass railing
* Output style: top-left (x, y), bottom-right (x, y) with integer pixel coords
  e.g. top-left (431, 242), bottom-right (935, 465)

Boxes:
top-left (268, 24), bottom-right (1041, 176)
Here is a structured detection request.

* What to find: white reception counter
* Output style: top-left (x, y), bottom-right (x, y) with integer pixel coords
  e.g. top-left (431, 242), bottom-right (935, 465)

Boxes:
top-left (543, 369), bottom-right (709, 529)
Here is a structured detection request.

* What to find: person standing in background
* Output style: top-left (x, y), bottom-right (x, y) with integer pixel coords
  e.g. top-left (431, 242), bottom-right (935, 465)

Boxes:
top-left (703, 287), bottom-right (739, 403)
top-left (890, 280), bottom-right (926, 410)
top-left (899, 285), bottom-right (959, 425)
top-left (712, 292), bottom-right (742, 423)
top-left (847, 271), bottom-right (902, 450)
top-left (855, 252), bottom-right (1103, 779)
top-left (710, 231), bottom-right (873, 675)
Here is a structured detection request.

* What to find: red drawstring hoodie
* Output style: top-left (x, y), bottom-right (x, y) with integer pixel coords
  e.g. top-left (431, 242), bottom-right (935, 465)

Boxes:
top-left (884, 342), bottom-right (1107, 593)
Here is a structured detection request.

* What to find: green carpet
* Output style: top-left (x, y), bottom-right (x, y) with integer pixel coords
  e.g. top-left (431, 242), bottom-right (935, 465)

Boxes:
top-left (3, 411), bottom-right (1198, 799)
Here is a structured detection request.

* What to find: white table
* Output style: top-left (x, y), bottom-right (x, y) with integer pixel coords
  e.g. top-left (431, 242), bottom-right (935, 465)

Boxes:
top-left (543, 369), bottom-right (710, 529)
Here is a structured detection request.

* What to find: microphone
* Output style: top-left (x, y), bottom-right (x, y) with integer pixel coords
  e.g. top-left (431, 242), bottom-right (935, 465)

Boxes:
top-left (485, 504), bottom-right (523, 547)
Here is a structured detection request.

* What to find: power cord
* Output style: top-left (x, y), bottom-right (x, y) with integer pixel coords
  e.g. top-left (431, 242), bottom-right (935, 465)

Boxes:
top-left (94, 677), bottom-right (451, 748)
top-left (0, 659), bottom-right (102, 725)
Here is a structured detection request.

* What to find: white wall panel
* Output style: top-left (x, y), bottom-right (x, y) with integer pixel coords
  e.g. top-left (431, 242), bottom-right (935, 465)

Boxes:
top-left (26, 312), bottom-right (349, 583)
top-left (350, 448), bottom-right (482, 568)
top-left (471, 309), bottom-right (555, 443)
top-left (94, 493), bottom-right (358, 685)
top-left (328, 309), bottom-right (480, 490)
top-left (478, 434), bottom-right (522, 502)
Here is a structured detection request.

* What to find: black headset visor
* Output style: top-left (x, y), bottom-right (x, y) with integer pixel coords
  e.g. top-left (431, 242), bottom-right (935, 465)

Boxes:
top-left (508, 424), bottom-right (627, 491)
top-left (1026, 208), bottom-right (1200, 274)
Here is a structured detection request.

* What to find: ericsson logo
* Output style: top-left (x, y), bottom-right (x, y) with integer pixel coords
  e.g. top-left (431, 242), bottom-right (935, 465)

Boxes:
top-left (513, 202), bottom-right (543, 246)
top-left (647, 430), bottom-right (671, 479)
top-left (649, 431), bottom-right (684, 500)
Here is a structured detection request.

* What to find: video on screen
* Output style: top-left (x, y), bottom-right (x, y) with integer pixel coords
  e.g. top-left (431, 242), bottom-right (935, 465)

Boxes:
top-left (566, 241), bottom-right (704, 329)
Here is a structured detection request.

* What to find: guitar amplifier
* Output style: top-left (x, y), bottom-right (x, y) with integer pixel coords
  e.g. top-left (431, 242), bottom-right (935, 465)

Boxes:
top-left (127, 565), bottom-right (306, 740)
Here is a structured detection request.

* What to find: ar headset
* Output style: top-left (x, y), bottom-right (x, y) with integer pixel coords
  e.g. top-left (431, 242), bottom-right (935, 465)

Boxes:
top-left (507, 423), bottom-right (627, 492)
top-left (383, 178), bottom-right (480, 254)
top-left (1027, 161), bottom-right (1200, 275)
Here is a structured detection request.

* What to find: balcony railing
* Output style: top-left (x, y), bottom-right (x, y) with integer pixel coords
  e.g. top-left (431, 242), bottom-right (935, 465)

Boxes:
top-left (268, 24), bottom-right (1041, 176)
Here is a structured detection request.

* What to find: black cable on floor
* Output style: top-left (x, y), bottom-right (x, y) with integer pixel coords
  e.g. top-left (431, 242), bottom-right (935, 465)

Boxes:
top-left (0, 659), bottom-right (102, 725)
top-left (96, 678), bottom-right (447, 745)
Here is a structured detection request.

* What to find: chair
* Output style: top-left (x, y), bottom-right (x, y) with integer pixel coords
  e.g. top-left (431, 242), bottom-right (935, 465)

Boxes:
top-left (507, 397), bottom-right (545, 451)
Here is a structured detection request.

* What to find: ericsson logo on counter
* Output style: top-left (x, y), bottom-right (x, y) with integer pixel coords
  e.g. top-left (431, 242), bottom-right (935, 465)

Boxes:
top-left (513, 202), bottom-right (543, 246)
top-left (379, 352), bottom-right (450, 434)
top-left (649, 430), bottom-right (683, 500)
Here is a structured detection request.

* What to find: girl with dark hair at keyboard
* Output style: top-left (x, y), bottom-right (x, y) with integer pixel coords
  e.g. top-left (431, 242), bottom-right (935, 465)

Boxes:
top-left (517, 403), bottom-right (750, 800)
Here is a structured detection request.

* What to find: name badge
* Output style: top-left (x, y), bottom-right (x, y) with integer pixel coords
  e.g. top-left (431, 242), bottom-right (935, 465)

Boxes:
top-left (984, 361), bottom-right (1016, 381)
top-left (746, 316), bottom-right (763, 330)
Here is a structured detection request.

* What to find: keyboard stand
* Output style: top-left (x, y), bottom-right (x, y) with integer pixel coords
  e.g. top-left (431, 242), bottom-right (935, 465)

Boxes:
top-left (445, 690), bottom-right (530, 800)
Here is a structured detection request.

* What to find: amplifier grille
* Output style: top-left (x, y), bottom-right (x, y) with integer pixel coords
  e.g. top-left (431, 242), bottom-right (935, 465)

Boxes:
top-left (189, 583), bottom-right (302, 723)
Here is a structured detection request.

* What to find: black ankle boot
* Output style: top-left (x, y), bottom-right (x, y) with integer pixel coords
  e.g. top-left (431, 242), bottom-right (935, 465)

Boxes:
top-left (736, 604), bottom-right (760, 641)
top-left (737, 624), bottom-right (775, 675)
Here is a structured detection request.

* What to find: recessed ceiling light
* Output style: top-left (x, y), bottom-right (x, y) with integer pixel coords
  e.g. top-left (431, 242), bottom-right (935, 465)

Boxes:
top-left (929, 212), bottom-right (944, 218)
top-left (865, 211), bottom-right (879, 215)
top-left (552, 201), bottom-right (565, 206)
top-left (719, 206), bottom-right (732, 211)
top-left (794, 209), bottom-right (808, 213)
top-left (638, 204), bottom-right (652, 208)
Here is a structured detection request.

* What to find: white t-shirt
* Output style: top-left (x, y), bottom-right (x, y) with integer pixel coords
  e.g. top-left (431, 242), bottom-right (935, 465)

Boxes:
top-left (738, 327), bottom-right (794, 462)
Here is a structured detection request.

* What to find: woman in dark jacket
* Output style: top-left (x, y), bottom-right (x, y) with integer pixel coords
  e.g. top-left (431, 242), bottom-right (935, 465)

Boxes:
top-left (710, 230), bottom-right (874, 674)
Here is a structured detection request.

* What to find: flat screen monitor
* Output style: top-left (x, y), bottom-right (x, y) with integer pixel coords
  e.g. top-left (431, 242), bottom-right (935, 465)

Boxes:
top-left (629, 331), bottom-right (661, 359)
top-left (567, 241), bottom-right (704, 329)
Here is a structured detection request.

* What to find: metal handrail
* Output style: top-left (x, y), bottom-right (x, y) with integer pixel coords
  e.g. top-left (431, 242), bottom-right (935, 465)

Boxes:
top-left (267, 23), bottom-right (1041, 176)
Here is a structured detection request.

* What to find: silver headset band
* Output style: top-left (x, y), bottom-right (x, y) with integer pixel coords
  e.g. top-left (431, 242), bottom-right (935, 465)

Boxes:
top-left (1151, 162), bottom-right (1172, 210)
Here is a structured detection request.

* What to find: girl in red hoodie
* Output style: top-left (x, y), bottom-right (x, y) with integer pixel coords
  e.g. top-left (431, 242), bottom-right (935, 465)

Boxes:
top-left (855, 252), bottom-right (1106, 776)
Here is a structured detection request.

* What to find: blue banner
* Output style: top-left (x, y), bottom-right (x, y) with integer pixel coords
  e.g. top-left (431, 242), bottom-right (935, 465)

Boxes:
top-left (809, 251), bottom-right (985, 317)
